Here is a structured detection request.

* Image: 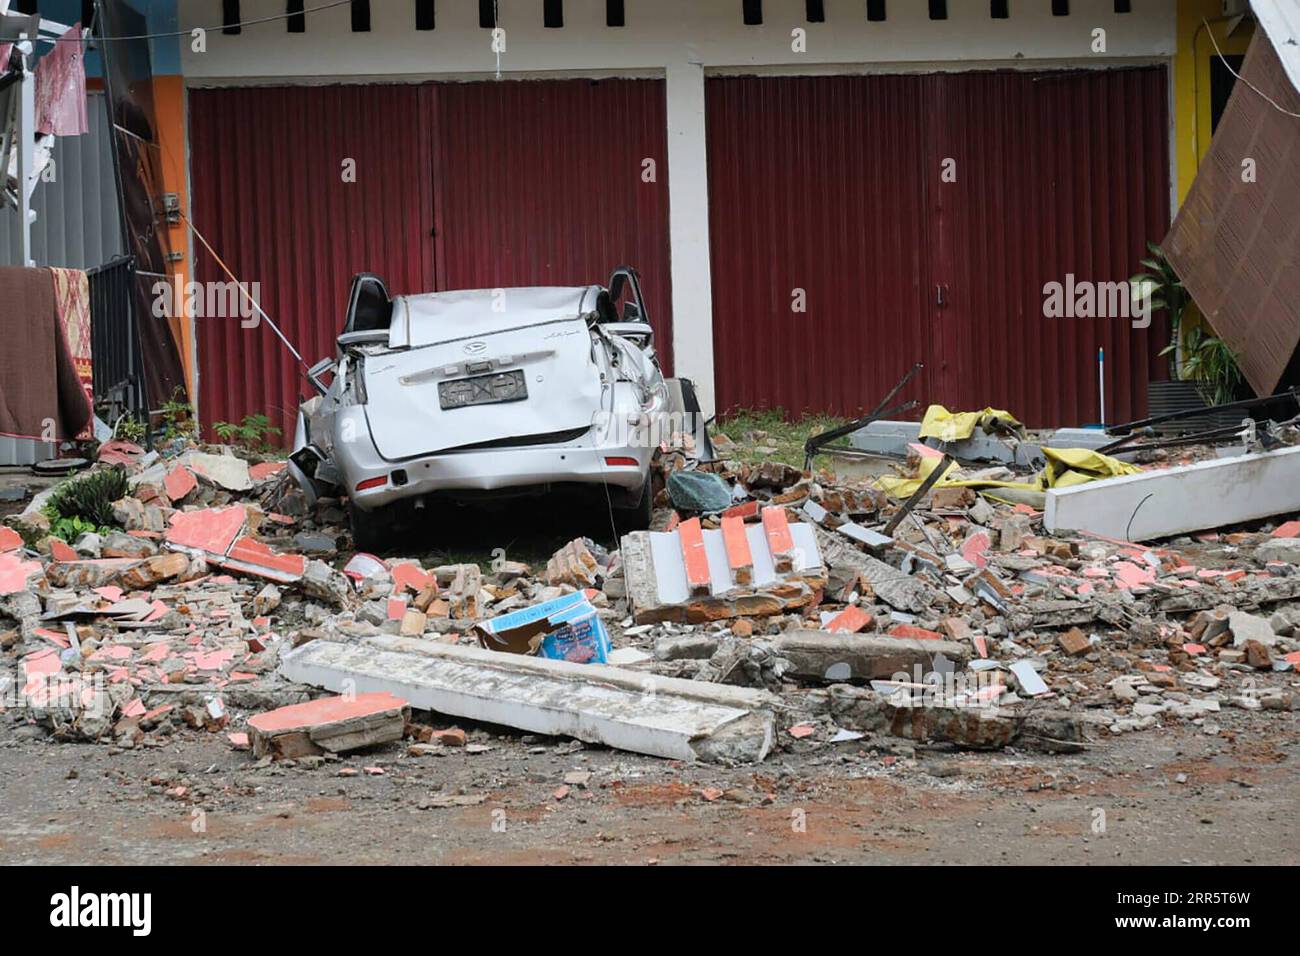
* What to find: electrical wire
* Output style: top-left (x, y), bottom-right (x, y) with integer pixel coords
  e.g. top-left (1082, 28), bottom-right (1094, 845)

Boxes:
top-left (178, 207), bottom-right (310, 373)
top-left (1203, 17), bottom-right (1300, 120)
top-left (34, 0), bottom-right (354, 42)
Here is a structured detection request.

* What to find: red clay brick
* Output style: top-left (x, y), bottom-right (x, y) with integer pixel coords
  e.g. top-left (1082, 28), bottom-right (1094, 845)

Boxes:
top-left (678, 517), bottom-right (711, 595)
top-left (721, 515), bottom-right (753, 586)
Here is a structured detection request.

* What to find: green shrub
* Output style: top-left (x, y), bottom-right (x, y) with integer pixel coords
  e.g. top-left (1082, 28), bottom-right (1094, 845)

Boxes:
top-left (42, 467), bottom-right (129, 541)
top-left (213, 413), bottom-right (282, 453)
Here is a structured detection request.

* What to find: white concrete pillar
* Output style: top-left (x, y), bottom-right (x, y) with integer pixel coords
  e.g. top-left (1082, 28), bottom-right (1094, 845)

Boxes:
top-left (11, 34), bottom-right (37, 267)
top-left (664, 59), bottom-right (716, 416)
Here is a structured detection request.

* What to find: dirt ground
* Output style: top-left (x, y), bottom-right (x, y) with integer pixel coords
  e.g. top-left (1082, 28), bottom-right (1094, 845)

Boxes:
top-left (2, 712), bottom-right (1295, 865)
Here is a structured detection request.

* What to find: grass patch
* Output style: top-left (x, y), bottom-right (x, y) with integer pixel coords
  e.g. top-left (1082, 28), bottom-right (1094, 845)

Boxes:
top-left (715, 408), bottom-right (853, 470)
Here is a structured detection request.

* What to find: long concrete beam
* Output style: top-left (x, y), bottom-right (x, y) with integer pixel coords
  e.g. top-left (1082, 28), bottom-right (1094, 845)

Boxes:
top-left (279, 638), bottom-right (776, 765)
top-left (1044, 446), bottom-right (1300, 542)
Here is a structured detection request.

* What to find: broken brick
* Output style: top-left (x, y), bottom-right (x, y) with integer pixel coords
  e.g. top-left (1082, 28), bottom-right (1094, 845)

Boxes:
top-left (247, 692), bottom-right (410, 759)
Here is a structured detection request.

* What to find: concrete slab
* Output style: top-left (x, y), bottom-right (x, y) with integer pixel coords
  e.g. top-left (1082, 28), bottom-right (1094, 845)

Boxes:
top-left (280, 637), bottom-right (776, 764)
top-left (776, 630), bottom-right (969, 682)
top-left (181, 451), bottom-right (252, 492)
top-left (849, 420), bottom-right (1044, 467)
top-left (247, 691), bottom-right (409, 758)
top-left (1044, 446), bottom-right (1300, 542)
top-left (164, 505), bottom-right (247, 558)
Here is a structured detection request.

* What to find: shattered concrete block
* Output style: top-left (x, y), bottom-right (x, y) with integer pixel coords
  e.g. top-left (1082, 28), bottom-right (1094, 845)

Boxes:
top-left (940, 617), bottom-right (973, 641)
top-left (182, 451), bottom-right (253, 492)
top-left (247, 691), bottom-right (409, 759)
top-left (1256, 537), bottom-right (1300, 565)
top-left (993, 513), bottom-right (1033, 552)
top-left (400, 608), bottom-right (428, 637)
top-left (654, 633), bottom-right (722, 661)
top-left (775, 631), bottom-right (968, 683)
top-left (1058, 627), bottom-right (1091, 657)
top-left (930, 486), bottom-right (975, 510)
top-left (44, 558), bottom-right (142, 590)
top-left (412, 582), bottom-right (439, 613)
top-left (545, 538), bottom-right (600, 589)
top-left (813, 526), bottom-right (932, 613)
top-left (116, 552), bottom-right (190, 590)
top-left (300, 559), bottom-right (355, 609)
top-left (828, 684), bottom-right (1083, 752)
top-left (1229, 610), bottom-right (1276, 648)
top-left (1243, 639), bottom-right (1273, 669)
top-left (100, 532), bottom-right (157, 559)
top-left (447, 563), bottom-right (482, 620)
top-left (1189, 606), bottom-right (1232, 643)
top-left (252, 584), bottom-right (282, 616)
top-left (488, 559), bottom-right (531, 583)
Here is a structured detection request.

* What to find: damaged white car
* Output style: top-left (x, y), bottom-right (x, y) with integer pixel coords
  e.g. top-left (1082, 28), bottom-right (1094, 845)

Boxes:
top-left (291, 268), bottom-right (697, 551)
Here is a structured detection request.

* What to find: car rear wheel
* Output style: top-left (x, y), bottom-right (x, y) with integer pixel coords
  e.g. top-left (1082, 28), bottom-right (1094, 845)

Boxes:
top-left (348, 499), bottom-right (399, 553)
top-left (612, 471), bottom-right (653, 535)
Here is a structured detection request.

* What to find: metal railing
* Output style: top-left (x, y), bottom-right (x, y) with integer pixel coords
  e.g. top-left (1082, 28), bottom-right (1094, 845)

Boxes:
top-left (88, 254), bottom-right (145, 428)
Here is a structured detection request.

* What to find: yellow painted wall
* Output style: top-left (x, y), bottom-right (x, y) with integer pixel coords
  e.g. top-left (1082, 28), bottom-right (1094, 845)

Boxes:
top-left (1173, 0), bottom-right (1255, 206)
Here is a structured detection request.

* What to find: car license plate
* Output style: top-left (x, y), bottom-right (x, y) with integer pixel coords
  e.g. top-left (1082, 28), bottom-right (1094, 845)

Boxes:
top-left (438, 369), bottom-right (528, 410)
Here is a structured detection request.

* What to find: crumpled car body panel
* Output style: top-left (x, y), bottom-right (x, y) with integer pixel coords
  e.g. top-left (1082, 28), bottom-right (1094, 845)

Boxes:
top-left (295, 282), bottom-right (668, 513)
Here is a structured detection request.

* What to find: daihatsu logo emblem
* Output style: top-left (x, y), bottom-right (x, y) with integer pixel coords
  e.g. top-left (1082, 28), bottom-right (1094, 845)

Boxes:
top-left (463, 341), bottom-right (488, 355)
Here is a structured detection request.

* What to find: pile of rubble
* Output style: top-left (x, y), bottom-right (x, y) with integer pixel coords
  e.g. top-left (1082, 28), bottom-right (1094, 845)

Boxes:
top-left (2, 415), bottom-right (1298, 768)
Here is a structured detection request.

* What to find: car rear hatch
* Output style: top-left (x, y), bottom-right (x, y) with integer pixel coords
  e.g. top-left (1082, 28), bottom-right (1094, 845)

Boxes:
top-left (362, 294), bottom-right (602, 460)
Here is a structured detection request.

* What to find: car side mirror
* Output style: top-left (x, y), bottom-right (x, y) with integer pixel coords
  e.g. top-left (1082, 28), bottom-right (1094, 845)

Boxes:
top-left (307, 356), bottom-right (336, 395)
top-left (602, 321), bottom-right (654, 349)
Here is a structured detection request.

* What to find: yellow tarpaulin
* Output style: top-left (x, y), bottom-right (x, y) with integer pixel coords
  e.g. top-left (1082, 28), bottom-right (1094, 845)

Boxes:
top-left (875, 446), bottom-right (1139, 501)
top-left (918, 405), bottom-right (1024, 443)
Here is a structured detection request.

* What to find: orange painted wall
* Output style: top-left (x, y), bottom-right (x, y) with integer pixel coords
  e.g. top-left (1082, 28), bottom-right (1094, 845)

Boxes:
top-left (152, 74), bottom-right (196, 401)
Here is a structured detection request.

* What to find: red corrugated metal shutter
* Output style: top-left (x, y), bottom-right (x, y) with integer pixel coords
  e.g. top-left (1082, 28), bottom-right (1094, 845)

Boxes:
top-left (189, 85), bottom-right (436, 442)
top-left (190, 79), bottom-right (672, 444)
top-left (706, 74), bottom-right (934, 418)
top-left (707, 68), bottom-right (1170, 427)
top-left (434, 78), bottom-right (672, 372)
top-left (927, 68), bottom-right (1171, 426)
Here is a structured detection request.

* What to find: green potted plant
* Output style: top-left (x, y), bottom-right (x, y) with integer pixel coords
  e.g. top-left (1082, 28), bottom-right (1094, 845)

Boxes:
top-left (1181, 326), bottom-right (1245, 410)
top-left (1130, 242), bottom-right (1189, 379)
top-left (1130, 244), bottom-right (1245, 433)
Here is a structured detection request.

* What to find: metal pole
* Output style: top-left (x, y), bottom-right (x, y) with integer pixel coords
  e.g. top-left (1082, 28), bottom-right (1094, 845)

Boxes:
top-left (1097, 347), bottom-right (1106, 428)
top-left (882, 453), bottom-right (955, 537)
top-left (13, 31), bottom-right (34, 266)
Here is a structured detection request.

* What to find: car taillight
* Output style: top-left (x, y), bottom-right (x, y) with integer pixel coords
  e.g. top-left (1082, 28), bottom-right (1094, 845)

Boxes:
top-left (355, 476), bottom-right (387, 492)
top-left (604, 456), bottom-right (638, 467)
